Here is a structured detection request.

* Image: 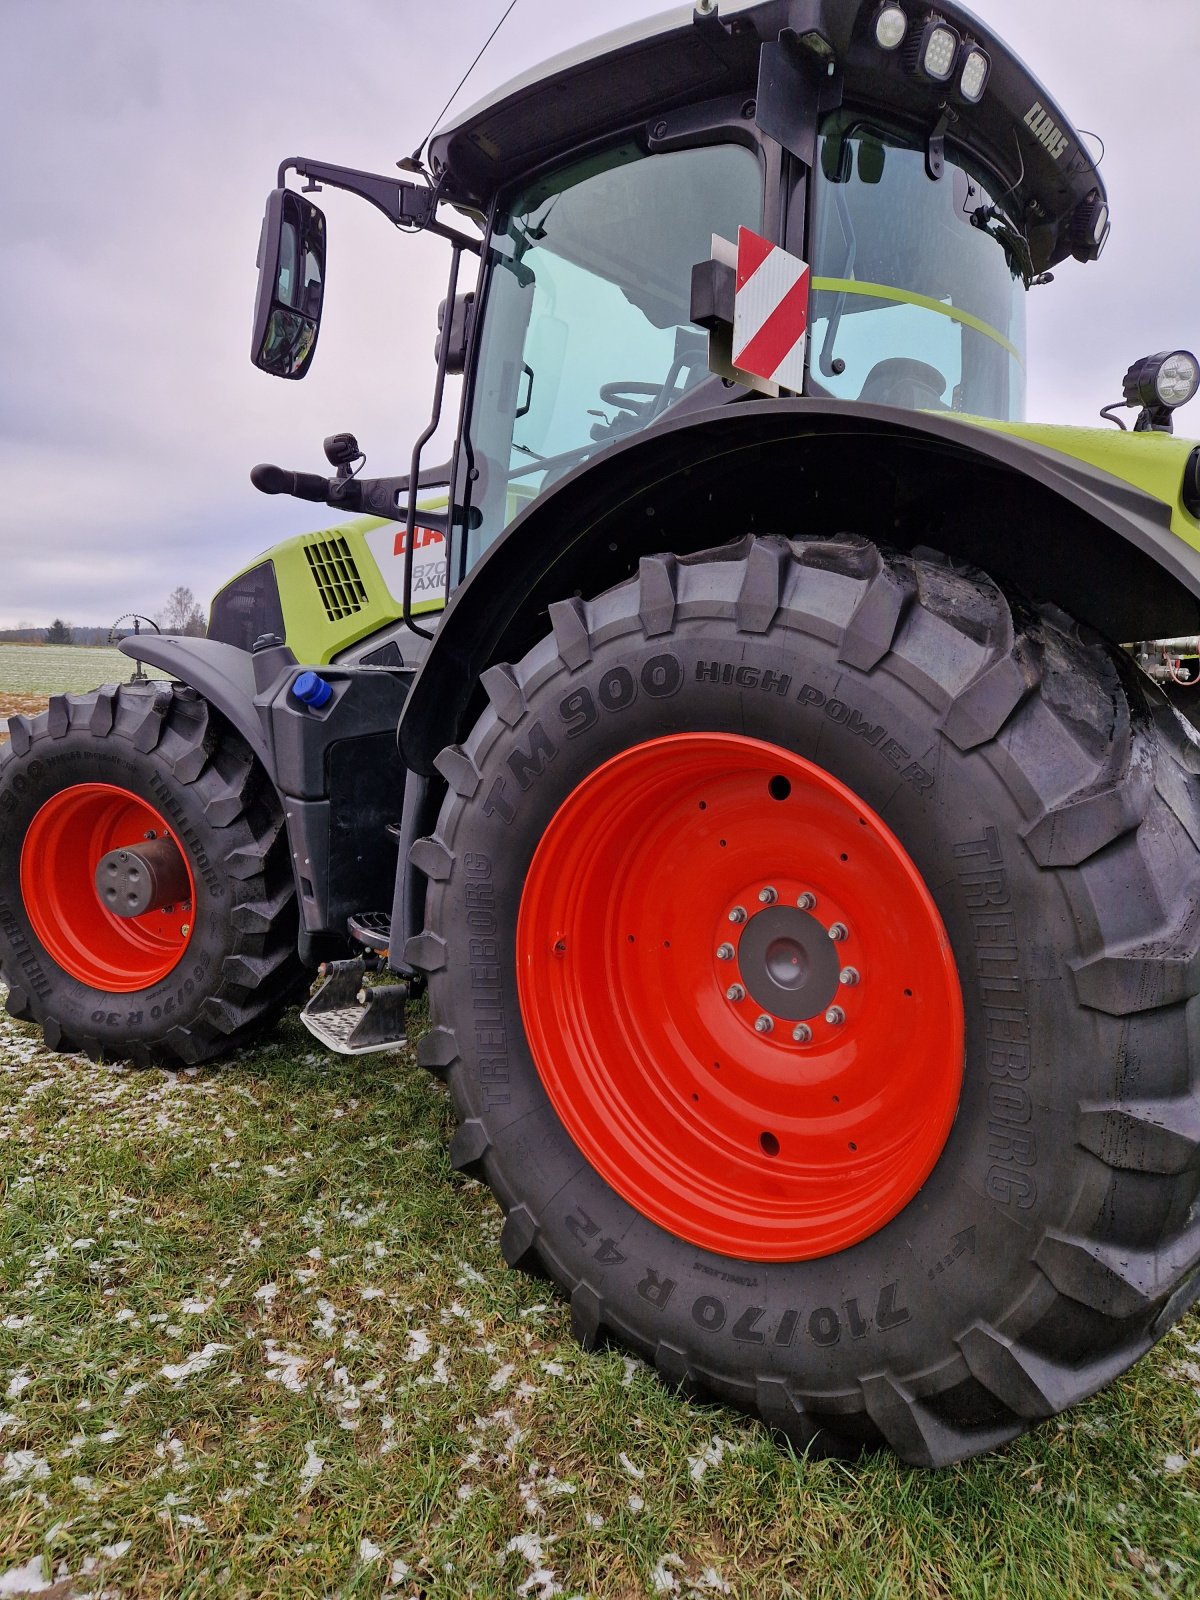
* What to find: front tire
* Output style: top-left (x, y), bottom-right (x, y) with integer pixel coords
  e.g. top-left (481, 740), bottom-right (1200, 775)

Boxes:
top-left (409, 535), bottom-right (1200, 1465)
top-left (0, 682), bottom-right (305, 1066)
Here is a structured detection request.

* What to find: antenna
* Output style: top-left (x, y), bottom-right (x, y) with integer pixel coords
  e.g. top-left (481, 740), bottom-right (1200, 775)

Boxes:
top-left (401, 0), bottom-right (522, 173)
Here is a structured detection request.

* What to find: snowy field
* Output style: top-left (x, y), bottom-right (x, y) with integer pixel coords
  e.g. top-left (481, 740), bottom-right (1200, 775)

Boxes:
top-left (0, 643), bottom-right (168, 698)
top-left (0, 644), bottom-right (168, 745)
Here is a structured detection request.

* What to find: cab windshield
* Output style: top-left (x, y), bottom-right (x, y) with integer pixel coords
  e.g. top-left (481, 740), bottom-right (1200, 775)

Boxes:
top-left (809, 115), bottom-right (1028, 421)
top-left (461, 141), bottom-right (762, 569)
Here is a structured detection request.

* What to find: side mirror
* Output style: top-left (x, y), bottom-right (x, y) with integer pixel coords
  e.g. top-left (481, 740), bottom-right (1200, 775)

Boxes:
top-left (434, 292), bottom-right (475, 375)
top-left (251, 189), bottom-right (327, 379)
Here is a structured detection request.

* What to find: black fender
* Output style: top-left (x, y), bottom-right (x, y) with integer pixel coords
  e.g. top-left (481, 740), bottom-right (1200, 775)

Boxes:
top-left (118, 634), bottom-right (409, 944)
top-left (117, 636), bottom-right (275, 770)
top-left (399, 397), bottom-right (1200, 776)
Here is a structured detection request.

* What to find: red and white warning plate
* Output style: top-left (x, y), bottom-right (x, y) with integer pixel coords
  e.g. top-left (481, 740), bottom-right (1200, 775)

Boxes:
top-left (731, 226), bottom-right (810, 393)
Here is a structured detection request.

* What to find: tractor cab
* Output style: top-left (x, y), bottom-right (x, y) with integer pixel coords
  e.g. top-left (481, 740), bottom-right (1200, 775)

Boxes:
top-left (241, 0), bottom-right (1111, 620)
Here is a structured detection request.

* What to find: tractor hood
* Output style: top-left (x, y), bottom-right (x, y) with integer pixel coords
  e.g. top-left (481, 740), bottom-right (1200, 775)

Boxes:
top-left (430, 0), bottom-right (1106, 272)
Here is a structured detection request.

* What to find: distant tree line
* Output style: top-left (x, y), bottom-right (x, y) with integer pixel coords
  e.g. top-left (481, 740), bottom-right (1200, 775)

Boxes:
top-left (0, 588), bottom-right (208, 646)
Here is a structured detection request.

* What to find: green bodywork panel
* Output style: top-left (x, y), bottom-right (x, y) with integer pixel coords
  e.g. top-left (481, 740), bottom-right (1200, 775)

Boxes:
top-left (968, 419), bottom-right (1200, 552)
top-left (222, 505), bottom-right (448, 666)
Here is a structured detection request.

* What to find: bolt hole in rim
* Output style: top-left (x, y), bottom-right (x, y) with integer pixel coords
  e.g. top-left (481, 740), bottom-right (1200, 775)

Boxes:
top-left (517, 733), bottom-right (963, 1261)
top-left (19, 783), bottom-right (195, 992)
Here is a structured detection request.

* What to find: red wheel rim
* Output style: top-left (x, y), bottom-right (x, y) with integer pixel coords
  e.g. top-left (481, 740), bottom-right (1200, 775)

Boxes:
top-left (20, 783), bottom-right (195, 993)
top-left (517, 734), bottom-right (964, 1262)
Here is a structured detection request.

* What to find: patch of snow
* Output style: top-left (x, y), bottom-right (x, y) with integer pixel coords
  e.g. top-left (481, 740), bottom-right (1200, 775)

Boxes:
top-left (488, 1364), bottom-right (515, 1393)
top-left (264, 1341), bottom-right (309, 1393)
top-left (403, 1329), bottom-right (431, 1362)
top-left (651, 1554), bottom-right (684, 1594)
top-left (618, 1451), bottom-right (645, 1480)
top-left (688, 1436), bottom-right (734, 1483)
top-left (1, 1451), bottom-right (50, 1484)
top-left (180, 1297), bottom-right (213, 1315)
top-left (160, 1343), bottom-right (231, 1384)
top-left (0, 1555), bottom-right (49, 1594)
top-left (298, 1441), bottom-right (325, 1491)
top-left (359, 1538), bottom-right (382, 1561)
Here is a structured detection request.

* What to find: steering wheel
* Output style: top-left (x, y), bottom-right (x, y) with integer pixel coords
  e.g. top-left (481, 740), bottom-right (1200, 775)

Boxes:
top-left (597, 381), bottom-right (662, 419)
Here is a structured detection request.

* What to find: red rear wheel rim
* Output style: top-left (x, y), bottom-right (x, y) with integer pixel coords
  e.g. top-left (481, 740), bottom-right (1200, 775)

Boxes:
top-left (517, 733), bottom-right (964, 1262)
top-left (20, 783), bottom-right (195, 993)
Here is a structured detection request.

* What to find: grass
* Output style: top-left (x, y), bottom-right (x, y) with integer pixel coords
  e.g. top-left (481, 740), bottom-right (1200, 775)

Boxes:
top-left (2, 992), bottom-right (1200, 1600)
top-left (3, 679), bottom-right (1200, 1598)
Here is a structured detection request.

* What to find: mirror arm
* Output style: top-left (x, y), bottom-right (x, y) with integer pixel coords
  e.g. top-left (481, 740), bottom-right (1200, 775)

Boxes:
top-left (277, 157), bottom-right (480, 252)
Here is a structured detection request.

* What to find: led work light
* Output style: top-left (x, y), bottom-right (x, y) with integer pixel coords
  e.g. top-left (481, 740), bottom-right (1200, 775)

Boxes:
top-left (873, 4), bottom-right (908, 49)
top-left (959, 45), bottom-right (990, 102)
top-left (1069, 191), bottom-right (1111, 262)
top-left (1124, 351), bottom-right (1200, 412)
top-left (918, 18), bottom-right (960, 81)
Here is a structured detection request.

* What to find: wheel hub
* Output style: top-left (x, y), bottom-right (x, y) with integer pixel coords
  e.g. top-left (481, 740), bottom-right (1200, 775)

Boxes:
top-left (517, 732), bottom-right (964, 1262)
top-left (723, 898), bottom-right (843, 1024)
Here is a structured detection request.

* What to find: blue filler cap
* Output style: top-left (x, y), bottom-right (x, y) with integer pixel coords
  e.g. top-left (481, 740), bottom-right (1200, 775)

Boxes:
top-left (292, 671), bottom-right (334, 710)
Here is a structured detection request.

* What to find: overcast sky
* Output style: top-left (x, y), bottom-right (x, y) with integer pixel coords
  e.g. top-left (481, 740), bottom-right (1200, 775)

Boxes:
top-left (1, 0), bottom-right (1197, 629)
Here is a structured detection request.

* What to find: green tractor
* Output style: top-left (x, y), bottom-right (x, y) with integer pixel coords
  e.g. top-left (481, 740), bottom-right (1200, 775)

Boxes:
top-left (4, 0), bottom-right (1200, 1466)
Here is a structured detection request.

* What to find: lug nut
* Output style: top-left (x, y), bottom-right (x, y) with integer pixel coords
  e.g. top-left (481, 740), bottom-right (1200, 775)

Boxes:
top-left (758, 886), bottom-right (778, 905)
top-left (754, 1015), bottom-right (774, 1034)
top-left (725, 984), bottom-right (746, 1002)
top-left (792, 1023), bottom-right (812, 1043)
top-left (716, 943), bottom-right (735, 962)
top-left (144, 830), bottom-right (157, 841)
top-left (797, 892), bottom-right (817, 911)
top-left (728, 906), bottom-right (747, 924)
top-left (828, 922), bottom-right (849, 942)
top-left (839, 967), bottom-right (860, 986)
top-left (825, 1005), bottom-right (846, 1026)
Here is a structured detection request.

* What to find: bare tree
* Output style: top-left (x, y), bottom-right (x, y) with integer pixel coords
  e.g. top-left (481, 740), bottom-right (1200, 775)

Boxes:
top-left (157, 586), bottom-right (207, 637)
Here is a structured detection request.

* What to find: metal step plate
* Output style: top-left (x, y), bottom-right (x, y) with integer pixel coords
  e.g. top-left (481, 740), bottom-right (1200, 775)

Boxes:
top-left (300, 958), bottom-right (409, 1056)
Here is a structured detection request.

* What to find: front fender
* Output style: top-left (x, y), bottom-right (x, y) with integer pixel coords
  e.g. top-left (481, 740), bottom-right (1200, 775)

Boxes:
top-left (399, 397), bottom-right (1200, 775)
top-left (118, 635), bottom-right (274, 770)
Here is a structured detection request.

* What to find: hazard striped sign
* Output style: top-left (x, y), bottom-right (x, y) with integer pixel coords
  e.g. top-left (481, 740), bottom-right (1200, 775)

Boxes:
top-left (731, 227), bottom-right (810, 393)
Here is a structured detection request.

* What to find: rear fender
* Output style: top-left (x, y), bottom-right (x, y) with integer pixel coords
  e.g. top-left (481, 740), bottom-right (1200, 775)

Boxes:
top-left (399, 397), bottom-right (1200, 775)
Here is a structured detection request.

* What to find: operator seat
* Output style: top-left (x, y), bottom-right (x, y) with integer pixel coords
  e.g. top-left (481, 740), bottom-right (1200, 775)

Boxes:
top-left (857, 357), bottom-right (950, 412)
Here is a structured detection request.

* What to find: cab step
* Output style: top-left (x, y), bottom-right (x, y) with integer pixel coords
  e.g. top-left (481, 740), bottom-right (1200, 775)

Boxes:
top-left (347, 910), bottom-right (392, 951)
top-left (299, 958), bottom-right (409, 1056)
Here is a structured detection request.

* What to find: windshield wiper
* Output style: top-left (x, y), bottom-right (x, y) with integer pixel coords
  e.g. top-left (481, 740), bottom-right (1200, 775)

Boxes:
top-left (817, 181), bottom-right (857, 378)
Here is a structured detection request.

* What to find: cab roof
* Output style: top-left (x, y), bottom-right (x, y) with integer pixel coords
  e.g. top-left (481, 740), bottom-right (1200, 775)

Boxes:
top-left (428, 0), bottom-right (1106, 272)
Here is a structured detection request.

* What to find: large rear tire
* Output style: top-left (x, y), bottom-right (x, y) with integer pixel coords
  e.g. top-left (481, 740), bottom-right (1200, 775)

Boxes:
top-left (409, 535), bottom-right (1200, 1465)
top-left (0, 682), bottom-right (305, 1067)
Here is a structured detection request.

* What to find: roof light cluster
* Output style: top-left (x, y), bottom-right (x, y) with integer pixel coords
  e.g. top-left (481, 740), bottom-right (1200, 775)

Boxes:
top-left (872, 5), bottom-right (991, 104)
